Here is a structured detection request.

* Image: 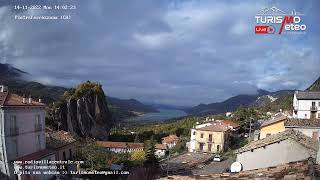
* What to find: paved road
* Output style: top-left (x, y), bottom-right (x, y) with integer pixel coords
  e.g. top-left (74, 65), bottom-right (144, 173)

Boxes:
top-left (192, 156), bottom-right (235, 175)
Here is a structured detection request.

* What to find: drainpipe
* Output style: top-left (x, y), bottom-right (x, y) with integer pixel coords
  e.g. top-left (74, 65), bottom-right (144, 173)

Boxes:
top-left (317, 146), bottom-right (320, 164)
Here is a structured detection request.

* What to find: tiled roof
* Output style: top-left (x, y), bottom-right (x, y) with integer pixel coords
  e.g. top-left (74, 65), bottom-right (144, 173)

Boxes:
top-left (96, 141), bottom-right (144, 149)
top-left (162, 135), bottom-right (179, 143)
top-left (236, 129), bottom-right (318, 154)
top-left (16, 149), bottom-right (54, 161)
top-left (285, 118), bottom-right (320, 127)
top-left (158, 159), bottom-right (320, 180)
top-left (0, 89), bottom-right (45, 107)
top-left (197, 123), bottom-right (229, 132)
top-left (222, 120), bottom-right (240, 129)
top-left (155, 144), bottom-right (167, 150)
top-left (296, 91), bottom-right (320, 100)
top-left (260, 113), bottom-right (288, 128)
top-left (46, 130), bottom-right (77, 149)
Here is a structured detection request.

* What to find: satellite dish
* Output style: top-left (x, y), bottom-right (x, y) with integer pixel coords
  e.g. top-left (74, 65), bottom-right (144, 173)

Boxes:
top-left (230, 162), bottom-right (242, 173)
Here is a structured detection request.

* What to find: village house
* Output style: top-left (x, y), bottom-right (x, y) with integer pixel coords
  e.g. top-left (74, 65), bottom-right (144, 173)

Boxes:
top-left (293, 91), bottom-right (320, 119)
top-left (46, 130), bottom-right (77, 161)
top-left (236, 129), bottom-right (318, 171)
top-left (0, 85), bottom-right (57, 180)
top-left (188, 121), bottom-right (231, 153)
top-left (259, 112), bottom-right (288, 139)
top-left (155, 144), bottom-right (168, 158)
top-left (162, 135), bottom-right (179, 149)
top-left (96, 141), bottom-right (144, 153)
top-left (285, 118), bottom-right (320, 141)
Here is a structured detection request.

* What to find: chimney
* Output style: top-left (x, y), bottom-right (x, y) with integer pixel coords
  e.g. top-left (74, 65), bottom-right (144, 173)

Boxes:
top-left (22, 94), bottom-right (26, 104)
top-left (28, 95), bottom-right (32, 104)
top-left (38, 97), bottom-right (42, 103)
top-left (0, 85), bottom-right (8, 92)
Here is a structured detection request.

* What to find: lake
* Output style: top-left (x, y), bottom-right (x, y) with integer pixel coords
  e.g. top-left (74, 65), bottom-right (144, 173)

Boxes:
top-left (125, 108), bottom-right (187, 122)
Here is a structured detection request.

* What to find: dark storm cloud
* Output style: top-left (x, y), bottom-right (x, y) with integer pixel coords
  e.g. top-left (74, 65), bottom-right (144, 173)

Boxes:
top-left (0, 0), bottom-right (319, 106)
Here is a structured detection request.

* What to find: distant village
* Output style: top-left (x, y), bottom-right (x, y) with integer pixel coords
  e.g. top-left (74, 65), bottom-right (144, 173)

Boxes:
top-left (1, 83), bottom-right (320, 179)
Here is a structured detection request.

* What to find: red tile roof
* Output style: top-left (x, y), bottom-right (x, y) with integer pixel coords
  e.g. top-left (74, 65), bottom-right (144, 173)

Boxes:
top-left (96, 141), bottom-right (144, 149)
top-left (46, 130), bottom-right (77, 149)
top-left (261, 113), bottom-right (288, 128)
top-left (197, 123), bottom-right (230, 132)
top-left (222, 120), bottom-right (240, 129)
top-left (0, 89), bottom-right (45, 107)
top-left (155, 144), bottom-right (167, 150)
top-left (15, 149), bottom-right (54, 162)
top-left (162, 135), bottom-right (179, 143)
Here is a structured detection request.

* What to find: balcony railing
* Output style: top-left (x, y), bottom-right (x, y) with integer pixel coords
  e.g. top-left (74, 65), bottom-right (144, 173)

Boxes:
top-left (311, 106), bottom-right (318, 111)
top-left (9, 127), bottom-right (19, 136)
top-left (35, 124), bottom-right (42, 131)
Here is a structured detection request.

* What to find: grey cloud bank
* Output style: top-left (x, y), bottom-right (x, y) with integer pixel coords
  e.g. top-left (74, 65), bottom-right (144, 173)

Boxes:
top-left (0, 0), bottom-right (319, 106)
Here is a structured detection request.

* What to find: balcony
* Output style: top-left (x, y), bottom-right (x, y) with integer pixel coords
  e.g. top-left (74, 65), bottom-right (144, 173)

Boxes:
top-left (35, 124), bottom-right (43, 131)
top-left (311, 106), bottom-right (318, 112)
top-left (10, 127), bottom-right (19, 136)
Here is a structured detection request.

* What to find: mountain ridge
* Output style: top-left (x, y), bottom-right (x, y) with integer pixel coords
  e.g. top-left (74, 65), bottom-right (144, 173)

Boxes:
top-left (0, 63), bottom-right (158, 118)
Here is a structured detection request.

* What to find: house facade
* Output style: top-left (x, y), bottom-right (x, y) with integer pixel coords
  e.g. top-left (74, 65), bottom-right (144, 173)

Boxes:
top-left (155, 144), bottom-right (167, 157)
top-left (96, 141), bottom-right (144, 153)
top-left (293, 91), bottom-right (320, 119)
top-left (0, 85), bottom-right (52, 179)
top-left (285, 118), bottom-right (320, 141)
top-left (236, 129), bottom-right (318, 171)
top-left (46, 130), bottom-right (77, 161)
top-left (188, 121), bottom-right (231, 153)
top-left (259, 112), bottom-right (288, 139)
top-left (162, 135), bottom-right (179, 149)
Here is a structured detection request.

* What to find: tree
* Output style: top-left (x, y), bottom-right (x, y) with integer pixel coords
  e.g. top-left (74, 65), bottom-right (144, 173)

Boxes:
top-left (144, 136), bottom-right (158, 167)
top-left (233, 106), bottom-right (258, 130)
top-left (134, 134), bottom-right (140, 143)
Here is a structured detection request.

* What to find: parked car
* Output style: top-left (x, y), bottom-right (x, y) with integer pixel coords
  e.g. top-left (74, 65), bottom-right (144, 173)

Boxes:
top-left (213, 155), bottom-right (222, 162)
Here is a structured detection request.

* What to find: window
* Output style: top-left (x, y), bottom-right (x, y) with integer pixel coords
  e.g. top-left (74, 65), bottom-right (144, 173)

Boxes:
top-left (63, 151), bottom-right (66, 160)
top-left (12, 138), bottom-right (18, 157)
top-left (208, 144), bottom-right (212, 151)
top-left (209, 134), bottom-right (212, 142)
top-left (193, 131), bottom-right (196, 135)
top-left (35, 114), bottom-right (40, 125)
top-left (312, 101), bottom-right (316, 106)
top-left (200, 133), bottom-right (204, 138)
top-left (199, 143), bottom-right (204, 151)
top-left (36, 134), bottom-right (41, 150)
top-left (10, 116), bottom-right (17, 127)
top-left (318, 113), bottom-right (320, 119)
top-left (10, 116), bottom-right (18, 135)
top-left (217, 145), bottom-right (220, 152)
top-left (69, 149), bottom-right (72, 159)
top-left (35, 114), bottom-right (42, 131)
top-left (319, 102), bottom-right (320, 107)
top-left (305, 114), bottom-right (307, 118)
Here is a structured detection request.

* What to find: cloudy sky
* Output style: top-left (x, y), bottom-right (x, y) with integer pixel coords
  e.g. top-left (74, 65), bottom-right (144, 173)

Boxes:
top-left (0, 0), bottom-right (319, 106)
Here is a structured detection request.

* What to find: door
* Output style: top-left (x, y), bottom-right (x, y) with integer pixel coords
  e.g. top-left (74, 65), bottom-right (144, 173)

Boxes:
top-left (208, 144), bottom-right (212, 152)
top-left (311, 112), bottom-right (316, 119)
top-left (199, 143), bottom-right (204, 151)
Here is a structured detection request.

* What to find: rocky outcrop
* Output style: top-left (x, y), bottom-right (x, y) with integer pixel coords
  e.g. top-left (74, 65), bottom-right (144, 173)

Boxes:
top-left (49, 82), bottom-right (113, 140)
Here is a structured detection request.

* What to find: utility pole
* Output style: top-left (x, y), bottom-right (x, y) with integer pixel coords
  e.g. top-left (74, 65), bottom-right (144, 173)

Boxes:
top-left (249, 116), bottom-right (253, 142)
top-left (167, 150), bottom-right (171, 177)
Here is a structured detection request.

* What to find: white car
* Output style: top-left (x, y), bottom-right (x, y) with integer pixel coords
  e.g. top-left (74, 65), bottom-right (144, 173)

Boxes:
top-left (213, 155), bottom-right (222, 162)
